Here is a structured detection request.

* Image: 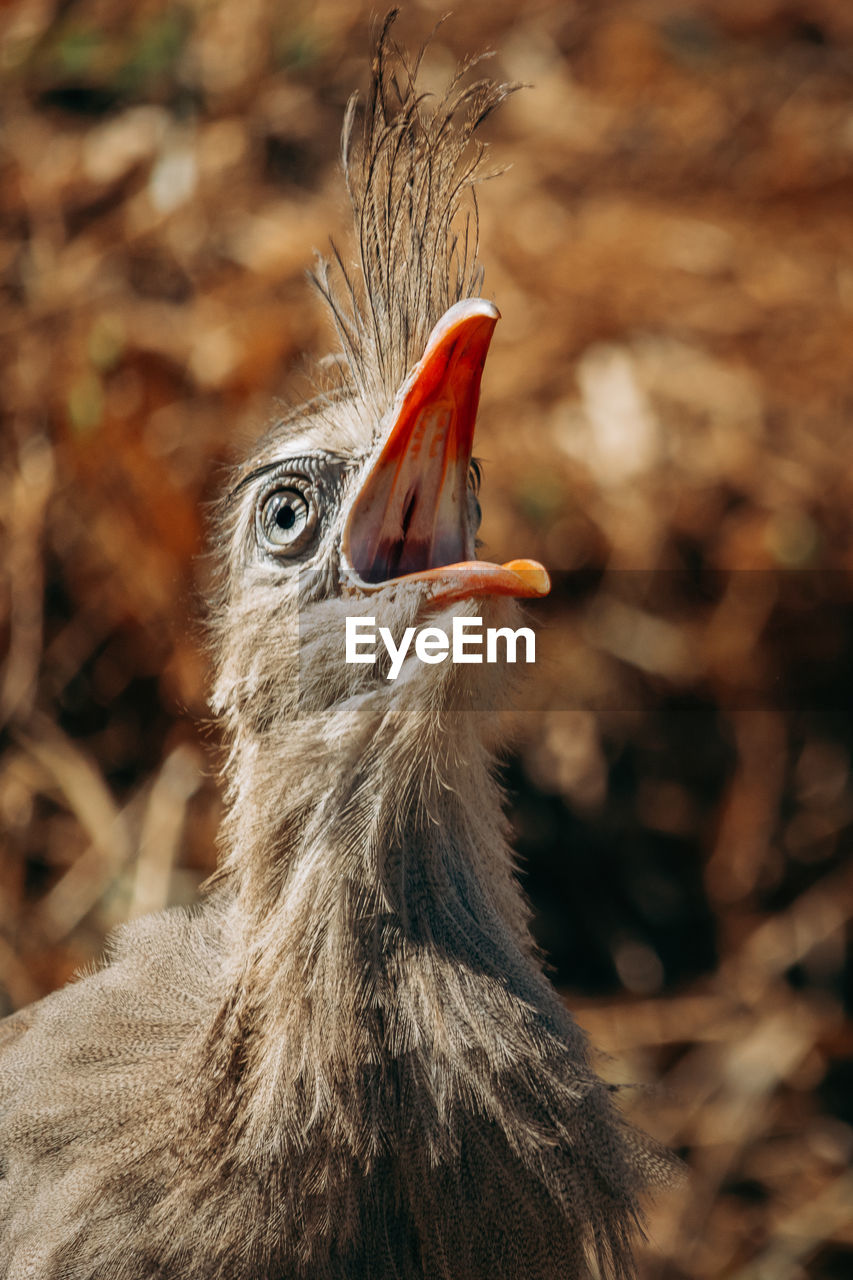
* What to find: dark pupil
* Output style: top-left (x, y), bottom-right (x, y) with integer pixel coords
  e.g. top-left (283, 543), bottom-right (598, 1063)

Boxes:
top-left (275, 500), bottom-right (297, 530)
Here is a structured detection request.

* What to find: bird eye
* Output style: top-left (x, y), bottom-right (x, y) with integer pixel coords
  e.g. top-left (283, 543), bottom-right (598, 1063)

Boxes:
top-left (258, 487), bottom-right (316, 553)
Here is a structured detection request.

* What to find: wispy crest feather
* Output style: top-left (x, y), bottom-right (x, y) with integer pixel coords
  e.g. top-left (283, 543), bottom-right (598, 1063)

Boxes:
top-left (312, 10), bottom-right (515, 414)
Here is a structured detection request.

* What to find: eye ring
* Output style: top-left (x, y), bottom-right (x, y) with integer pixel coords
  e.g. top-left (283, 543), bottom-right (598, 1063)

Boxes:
top-left (257, 486), bottom-right (317, 555)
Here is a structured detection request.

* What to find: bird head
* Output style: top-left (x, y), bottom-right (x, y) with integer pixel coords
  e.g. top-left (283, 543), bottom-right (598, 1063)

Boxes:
top-left (211, 298), bottom-right (549, 726)
top-left (210, 18), bottom-right (549, 741)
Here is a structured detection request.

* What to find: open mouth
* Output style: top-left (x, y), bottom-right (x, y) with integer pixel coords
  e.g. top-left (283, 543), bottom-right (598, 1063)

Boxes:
top-left (341, 299), bottom-right (550, 608)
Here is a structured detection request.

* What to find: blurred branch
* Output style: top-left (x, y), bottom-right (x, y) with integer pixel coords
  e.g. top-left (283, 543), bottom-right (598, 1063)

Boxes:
top-left (18, 716), bottom-right (134, 942)
top-left (0, 436), bottom-right (54, 726)
top-left (129, 743), bottom-right (202, 918)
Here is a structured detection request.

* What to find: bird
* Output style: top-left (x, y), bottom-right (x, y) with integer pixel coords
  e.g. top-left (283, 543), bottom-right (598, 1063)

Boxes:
top-left (0, 14), bottom-right (671, 1279)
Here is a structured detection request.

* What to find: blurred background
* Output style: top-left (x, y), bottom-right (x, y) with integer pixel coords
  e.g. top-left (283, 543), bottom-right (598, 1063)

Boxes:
top-left (1, 0), bottom-right (852, 1275)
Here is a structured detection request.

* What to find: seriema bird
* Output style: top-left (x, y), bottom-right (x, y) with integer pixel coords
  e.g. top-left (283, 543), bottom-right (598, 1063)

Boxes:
top-left (0, 16), bottom-right (670, 1279)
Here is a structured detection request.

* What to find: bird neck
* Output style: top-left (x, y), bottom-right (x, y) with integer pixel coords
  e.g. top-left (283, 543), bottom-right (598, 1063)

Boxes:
top-left (218, 688), bottom-right (529, 950)
top-left (181, 682), bottom-right (612, 1263)
top-left (202, 690), bottom-right (542, 1126)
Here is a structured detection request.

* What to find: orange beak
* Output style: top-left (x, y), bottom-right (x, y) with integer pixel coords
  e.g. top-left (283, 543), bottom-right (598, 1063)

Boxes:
top-left (341, 298), bottom-right (550, 607)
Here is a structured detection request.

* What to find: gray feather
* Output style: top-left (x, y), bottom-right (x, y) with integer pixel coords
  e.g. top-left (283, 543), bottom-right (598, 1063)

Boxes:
top-left (0, 13), bottom-right (675, 1279)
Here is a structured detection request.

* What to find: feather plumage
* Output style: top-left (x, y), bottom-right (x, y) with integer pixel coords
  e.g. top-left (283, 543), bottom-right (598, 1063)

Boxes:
top-left (0, 14), bottom-right (674, 1279)
top-left (313, 10), bottom-right (514, 418)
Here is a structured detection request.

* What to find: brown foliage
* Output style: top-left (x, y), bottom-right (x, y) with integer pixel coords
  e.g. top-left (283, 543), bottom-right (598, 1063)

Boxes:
top-left (1, 2), bottom-right (852, 1275)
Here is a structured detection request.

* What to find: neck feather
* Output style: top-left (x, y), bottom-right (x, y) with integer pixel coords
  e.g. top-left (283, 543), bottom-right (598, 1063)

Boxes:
top-left (176, 688), bottom-right (650, 1278)
top-left (205, 687), bottom-right (566, 1126)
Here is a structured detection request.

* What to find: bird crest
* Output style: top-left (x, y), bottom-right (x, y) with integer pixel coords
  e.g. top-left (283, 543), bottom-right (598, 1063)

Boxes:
top-left (312, 10), bottom-right (515, 424)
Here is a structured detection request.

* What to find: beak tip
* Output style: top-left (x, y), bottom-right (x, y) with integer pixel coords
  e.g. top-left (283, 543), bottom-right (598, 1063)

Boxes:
top-left (502, 560), bottom-right (551, 597)
top-left (426, 298), bottom-right (500, 351)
